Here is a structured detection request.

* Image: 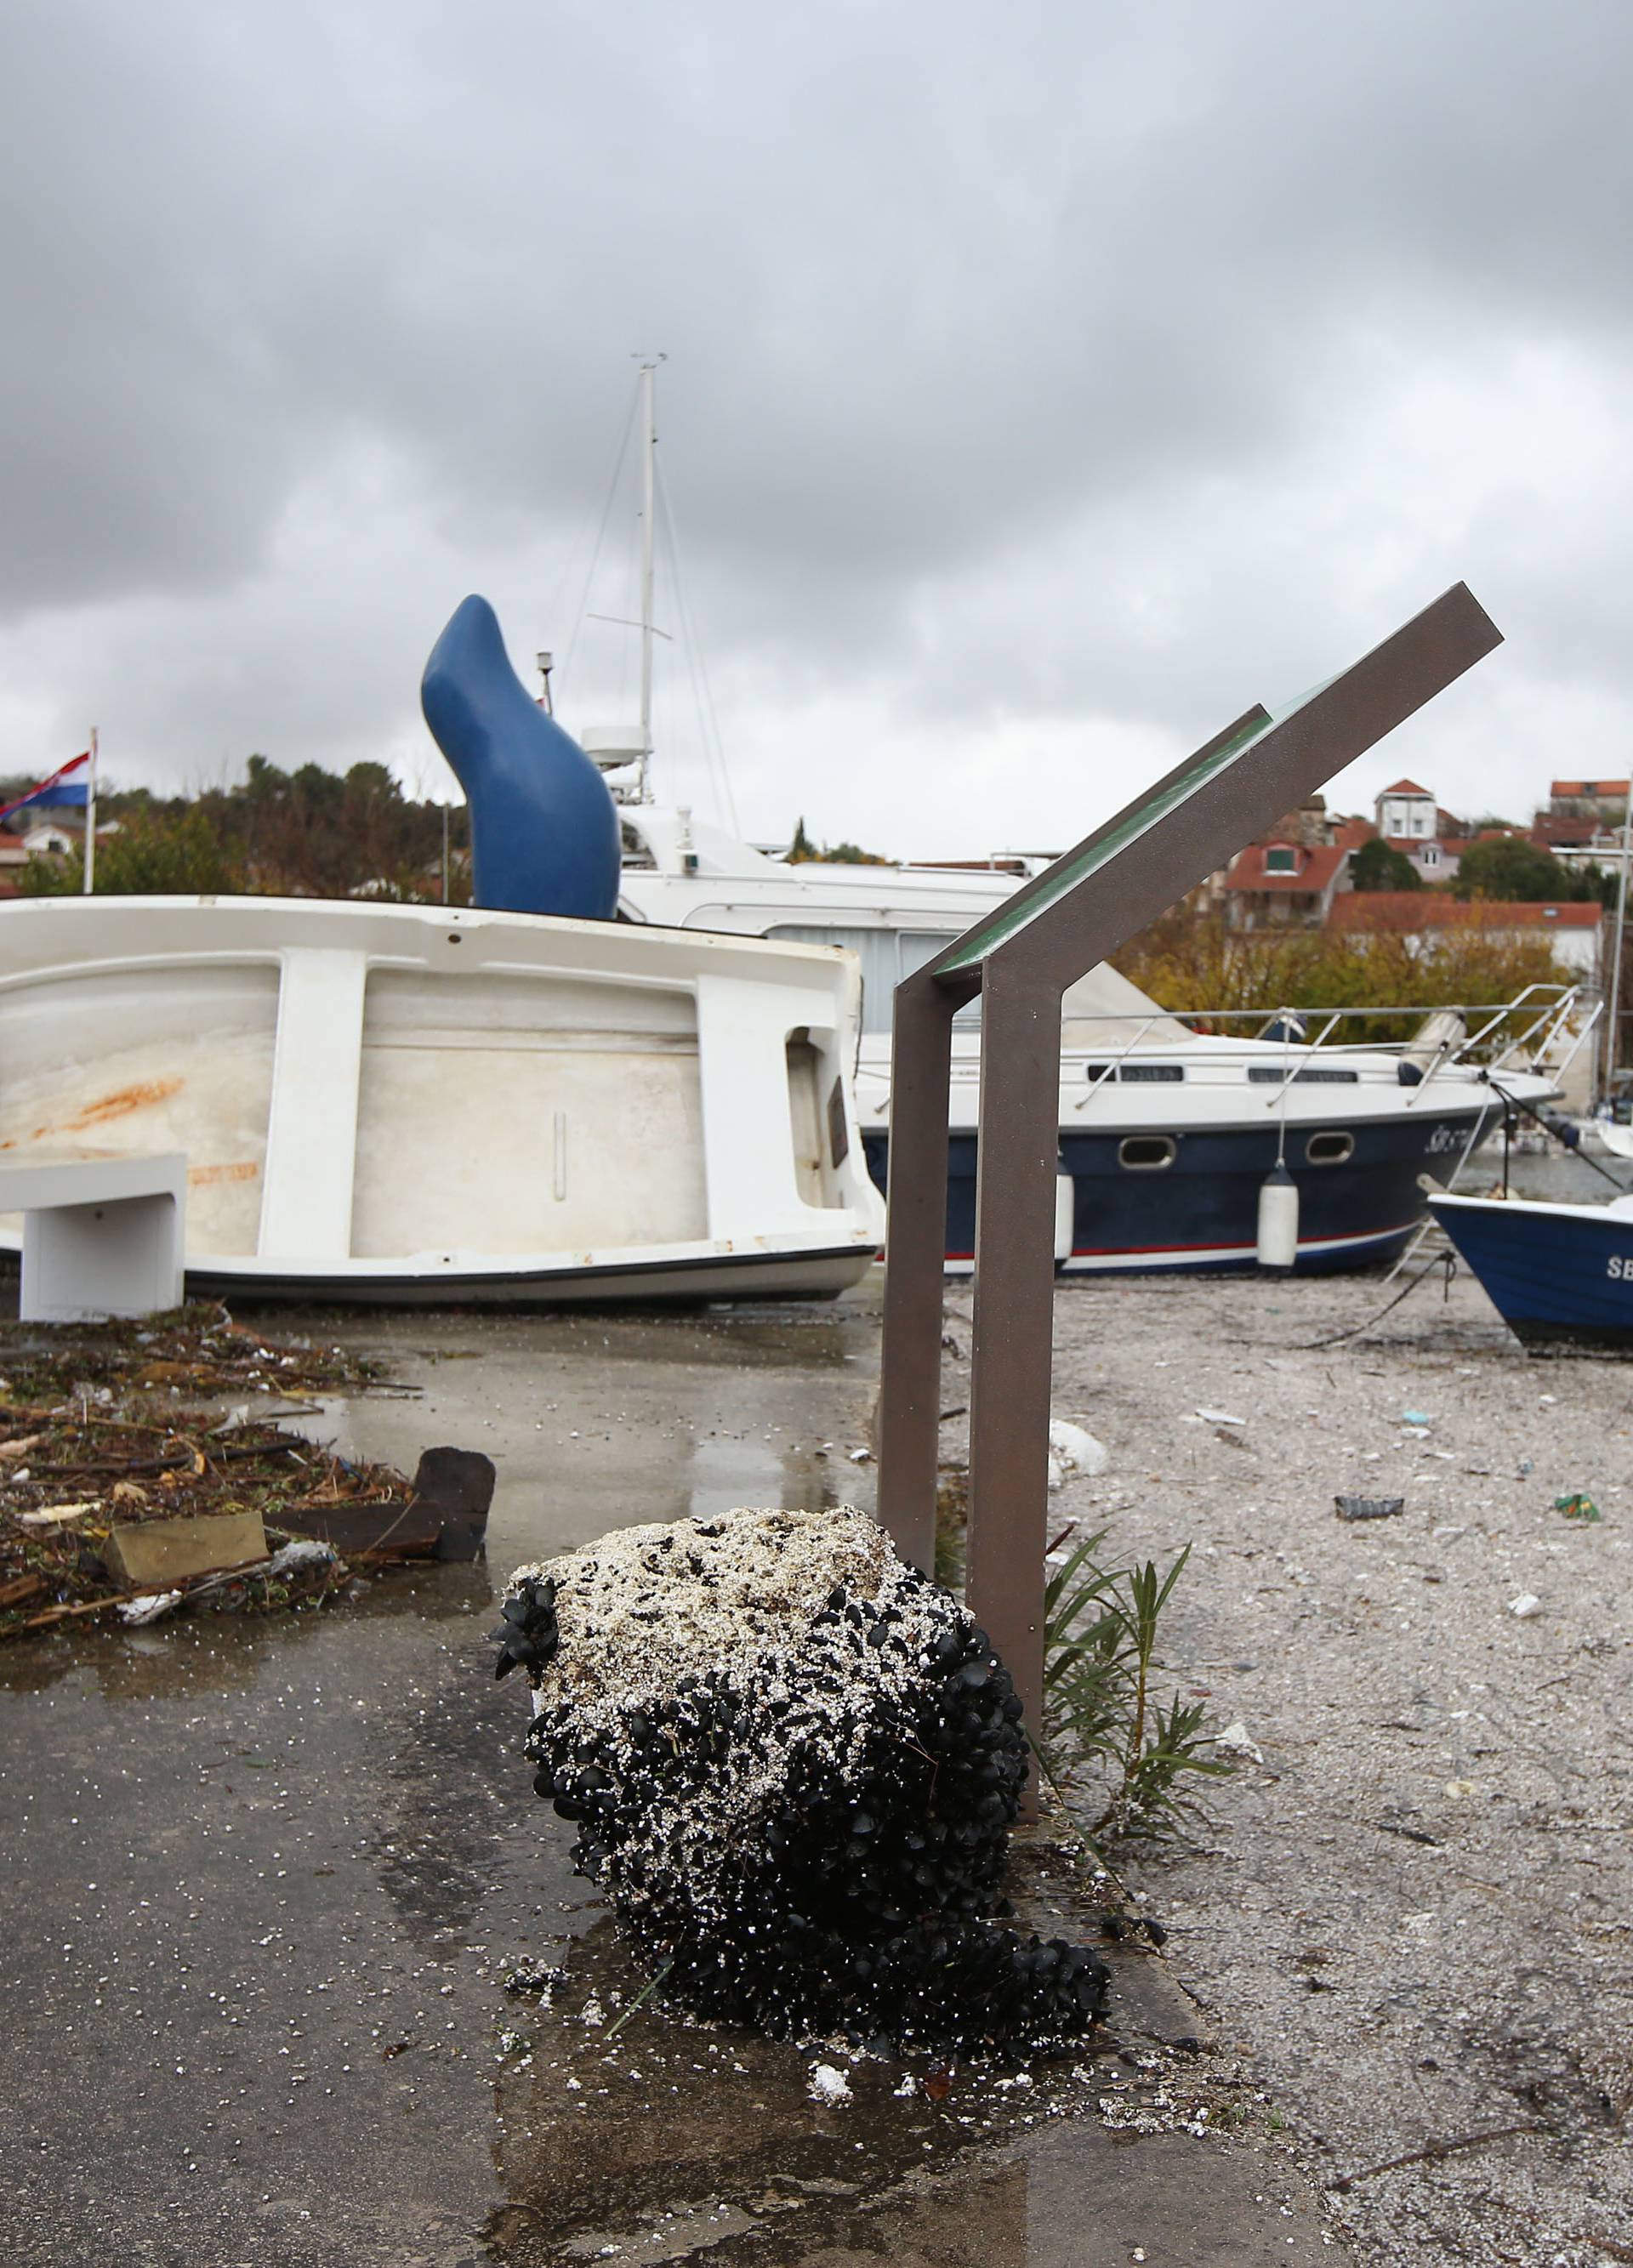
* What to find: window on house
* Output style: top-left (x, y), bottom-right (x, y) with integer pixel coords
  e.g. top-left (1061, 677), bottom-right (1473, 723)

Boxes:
top-left (1422, 846), bottom-right (1438, 867)
top-left (1263, 846), bottom-right (1296, 873)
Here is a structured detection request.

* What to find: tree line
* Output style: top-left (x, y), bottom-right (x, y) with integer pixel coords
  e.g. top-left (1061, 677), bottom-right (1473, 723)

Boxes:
top-left (9, 759), bottom-right (472, 902)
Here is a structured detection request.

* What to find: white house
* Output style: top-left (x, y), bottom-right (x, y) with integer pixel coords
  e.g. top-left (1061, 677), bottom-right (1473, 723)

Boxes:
top-left (19, 821), bottom-right (76, 857)
top-left (1374, 778), bottom-right (1437, 840)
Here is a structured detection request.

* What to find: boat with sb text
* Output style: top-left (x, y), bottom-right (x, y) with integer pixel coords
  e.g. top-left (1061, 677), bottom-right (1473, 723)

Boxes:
top-left (1428, 1186), bottom-right (1633, 1352)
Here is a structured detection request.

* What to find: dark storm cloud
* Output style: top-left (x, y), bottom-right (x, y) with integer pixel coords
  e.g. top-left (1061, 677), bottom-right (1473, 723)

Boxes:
top-left (3, 0), bottom-right (1631, 839)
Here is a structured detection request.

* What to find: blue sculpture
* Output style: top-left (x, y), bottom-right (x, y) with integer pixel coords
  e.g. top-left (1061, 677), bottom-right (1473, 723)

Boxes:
top-left (420, 594), bottom-right (622, 919)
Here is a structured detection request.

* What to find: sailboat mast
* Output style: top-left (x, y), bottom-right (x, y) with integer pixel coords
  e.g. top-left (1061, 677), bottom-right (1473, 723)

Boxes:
top-left (1605, 790), bottom-right (1633, 1104)
top-left (637, 355), bottom-right (662, 804)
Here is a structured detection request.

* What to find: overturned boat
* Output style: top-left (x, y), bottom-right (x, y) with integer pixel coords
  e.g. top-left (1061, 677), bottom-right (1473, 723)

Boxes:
top-left (0, 892), bottom-right (883, 1304)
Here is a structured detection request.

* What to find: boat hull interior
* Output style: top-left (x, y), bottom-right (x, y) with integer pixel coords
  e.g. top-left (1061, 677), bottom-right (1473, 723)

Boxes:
top-left (0, 896), bottom-right (884, 1304)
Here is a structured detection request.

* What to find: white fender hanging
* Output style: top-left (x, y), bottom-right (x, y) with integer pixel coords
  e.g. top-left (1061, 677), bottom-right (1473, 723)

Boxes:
top-left (1055, 1166), bottom-right (1075, 1263)
top-left (1256, 1161), bottom-right (1300, 1270)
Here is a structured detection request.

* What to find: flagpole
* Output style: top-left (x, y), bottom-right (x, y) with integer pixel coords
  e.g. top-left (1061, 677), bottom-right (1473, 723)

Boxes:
top-left (83, 729), bottom-right (97, 895)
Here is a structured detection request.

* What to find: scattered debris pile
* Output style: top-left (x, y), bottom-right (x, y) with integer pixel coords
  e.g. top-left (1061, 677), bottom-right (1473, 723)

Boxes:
top-left (0, 1303), bottom-right (488, 1639)
top-left (495, 1505), bottom-right (1109, 2058)
top-left (0, 1300), bottom-right (393, 1406)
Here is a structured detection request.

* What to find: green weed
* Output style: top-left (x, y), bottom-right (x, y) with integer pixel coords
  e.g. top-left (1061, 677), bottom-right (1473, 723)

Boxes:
top-left (1038, 1528), bottom-right (1235, 1850)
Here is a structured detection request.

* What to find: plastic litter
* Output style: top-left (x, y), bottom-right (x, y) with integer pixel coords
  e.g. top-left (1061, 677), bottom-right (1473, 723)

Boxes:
top-left (18, 1502), bottom-right (99, 1527)
top-left (1401, 1410), bottom-right (1433, 1428)
top-left (807, 2062), bottom-right (853, 2107)
top-left (1555, 1493), bottom-right (1602, 1522)
top-left (267, 1538), bottom-right (340, 1580)
top-left (1046, 1419), bottom-right (1109, 1490)
top-left (1192, 1407), bottom-right (1247, 1430)
top-left (1214, 1720), bottom-right (1264, 1765)
top-left (117, 1589), bottom-right (184, 1627)
top-left (1334, 1495), bottom-right (1405, 1521)
top-left (1507, 1594), bottom-right (1543, 1619)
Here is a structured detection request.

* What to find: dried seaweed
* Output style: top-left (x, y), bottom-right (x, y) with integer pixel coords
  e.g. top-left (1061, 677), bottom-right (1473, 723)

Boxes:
top-left (0, 1301), bottom-right (416, 1639)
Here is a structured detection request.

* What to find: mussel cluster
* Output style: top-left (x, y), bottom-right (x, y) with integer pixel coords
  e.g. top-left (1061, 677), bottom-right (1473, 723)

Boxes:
top-left (494, 1507), bottom-right (1107, 2056)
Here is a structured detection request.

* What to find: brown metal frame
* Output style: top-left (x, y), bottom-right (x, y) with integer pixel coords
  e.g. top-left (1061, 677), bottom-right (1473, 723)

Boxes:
top-left (876, 584), bottom-right (1503, 1805)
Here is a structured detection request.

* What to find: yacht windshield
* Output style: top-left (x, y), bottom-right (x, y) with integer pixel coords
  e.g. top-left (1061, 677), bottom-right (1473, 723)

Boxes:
top-left (768, 927), bottom-right (979, 1032)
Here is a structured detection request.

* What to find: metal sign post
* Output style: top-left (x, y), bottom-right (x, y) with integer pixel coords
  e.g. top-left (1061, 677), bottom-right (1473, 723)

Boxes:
top-left (875, 584), bottom-right (1504, 1804)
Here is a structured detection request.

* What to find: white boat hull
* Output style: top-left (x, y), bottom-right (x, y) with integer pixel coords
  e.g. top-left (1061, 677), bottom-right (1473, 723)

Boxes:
top-left (0, 896), bottom-right (885, 1305)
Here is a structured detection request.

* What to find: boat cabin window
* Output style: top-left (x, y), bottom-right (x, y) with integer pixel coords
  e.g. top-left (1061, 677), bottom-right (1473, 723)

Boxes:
top-left (620, 820), bottom-right (657, 869)
top-left (1118, 1134), bottom-right (1176, 1170)
top-left (1306, 1131), bottom-right (1355, 1165)
top-left (1084, 1062), bottom-right (1185, 1083)
top-left (1246, 1065), bottom-right (1359, 1084)
top-left (767, 927), bottom-right (979, 1032)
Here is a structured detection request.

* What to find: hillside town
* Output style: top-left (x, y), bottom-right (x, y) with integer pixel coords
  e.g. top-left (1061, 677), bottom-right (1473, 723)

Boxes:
top-left (1209, 772), bottom-right (1624, 981)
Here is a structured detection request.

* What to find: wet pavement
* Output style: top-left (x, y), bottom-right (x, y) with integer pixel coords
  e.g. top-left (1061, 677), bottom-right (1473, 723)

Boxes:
top-left (1, 1293), bottom-right (1340, 2265)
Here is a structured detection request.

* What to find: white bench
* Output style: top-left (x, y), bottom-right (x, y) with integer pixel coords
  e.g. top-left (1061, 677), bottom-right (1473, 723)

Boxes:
top-left (0, 1151), bottom-right (188, 1322)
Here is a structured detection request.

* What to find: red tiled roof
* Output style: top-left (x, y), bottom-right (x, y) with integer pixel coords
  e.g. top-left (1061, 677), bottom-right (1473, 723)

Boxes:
top-left (1222, 843), bottom-right (1348, 894)
top-left (1551, 779), bottom-right (1629, 799)
top-left (1380, 779), bottom-right (1432, 798)
top-left (0, 829), bottom-right (24, 852)
top-left (1529, 812), bottom-right (1604, 848)
top-left (1329, 894), bottom-right (1601, 934)
top-left (1331, 816), bottom-right (1376, 852)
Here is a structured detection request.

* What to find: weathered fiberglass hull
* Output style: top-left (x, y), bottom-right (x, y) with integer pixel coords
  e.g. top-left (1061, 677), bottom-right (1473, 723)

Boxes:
top-left (0, 896), bottom-right (884, 1305)
top-left (1429, 1190), bottom-right (1633, 1351)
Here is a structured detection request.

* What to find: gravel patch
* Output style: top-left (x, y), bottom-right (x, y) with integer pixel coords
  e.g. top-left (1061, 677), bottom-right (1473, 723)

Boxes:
top-left (942, 1265), bottom-right (1632, 2265)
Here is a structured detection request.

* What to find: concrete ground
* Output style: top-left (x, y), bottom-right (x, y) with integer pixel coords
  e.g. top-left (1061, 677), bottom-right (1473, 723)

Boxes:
top-left (1, 1295), bottom-right (1340, 2267)
top-left (989, 1246), bottom-right (1631, 2268)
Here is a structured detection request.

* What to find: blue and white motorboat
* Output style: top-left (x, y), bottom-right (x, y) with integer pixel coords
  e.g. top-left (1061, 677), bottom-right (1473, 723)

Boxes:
top-left (620, 810), bottom-right (1578, 1276)
top-left (1428, 1188), bottom-right (1633, 1351)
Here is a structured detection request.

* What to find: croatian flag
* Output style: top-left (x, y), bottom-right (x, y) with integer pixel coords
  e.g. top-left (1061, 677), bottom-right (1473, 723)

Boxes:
top-left (0, 750), bottom-right (92, 821)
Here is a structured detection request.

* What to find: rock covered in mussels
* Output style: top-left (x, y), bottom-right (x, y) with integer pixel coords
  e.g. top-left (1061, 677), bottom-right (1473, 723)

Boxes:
top-left (493, 1506), bottom-right (1108, 2056)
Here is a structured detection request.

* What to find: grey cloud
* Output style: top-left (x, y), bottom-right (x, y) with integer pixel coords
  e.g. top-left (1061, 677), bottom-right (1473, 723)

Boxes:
top-left (2, 0), bottom-right (1631, 844)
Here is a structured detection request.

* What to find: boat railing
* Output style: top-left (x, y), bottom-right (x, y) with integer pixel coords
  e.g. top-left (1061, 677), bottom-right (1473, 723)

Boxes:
top-left (1064, 985), bottom-right (1593, 1109)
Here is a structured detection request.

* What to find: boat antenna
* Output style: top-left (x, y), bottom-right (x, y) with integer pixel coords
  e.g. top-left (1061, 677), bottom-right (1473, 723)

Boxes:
top-left (634, 351), bottom-right (666, 804)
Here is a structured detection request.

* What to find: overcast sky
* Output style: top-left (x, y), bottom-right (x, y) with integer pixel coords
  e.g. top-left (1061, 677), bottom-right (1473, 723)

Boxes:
top-left (3, 0), bottom-right (1630, 856)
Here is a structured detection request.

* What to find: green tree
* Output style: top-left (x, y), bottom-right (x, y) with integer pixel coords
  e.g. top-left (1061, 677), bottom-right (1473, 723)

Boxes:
top-left (1453, 836), bottom-right (1590, 902)
top-left (344, 761), bottom-right (398, 799)
top-left (1351, 838), bottom-right (1421, 892)
top-left (787, 816), bottom-right (817, 862)
top-left (242, 753), bottom-right (289, 799)
top-left (21, 807), bottom-right (244, 896)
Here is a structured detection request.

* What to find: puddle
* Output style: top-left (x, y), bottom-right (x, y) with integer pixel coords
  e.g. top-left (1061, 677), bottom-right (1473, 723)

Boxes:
top-left (269, 1300), bottom-right (881, 1582)
top-left (487, 1924), bottom-right (1090, 2266)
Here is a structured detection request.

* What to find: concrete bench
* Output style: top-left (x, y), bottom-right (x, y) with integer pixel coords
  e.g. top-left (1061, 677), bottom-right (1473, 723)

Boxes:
top-left (0, 1151), bottom-right (188, 1322)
